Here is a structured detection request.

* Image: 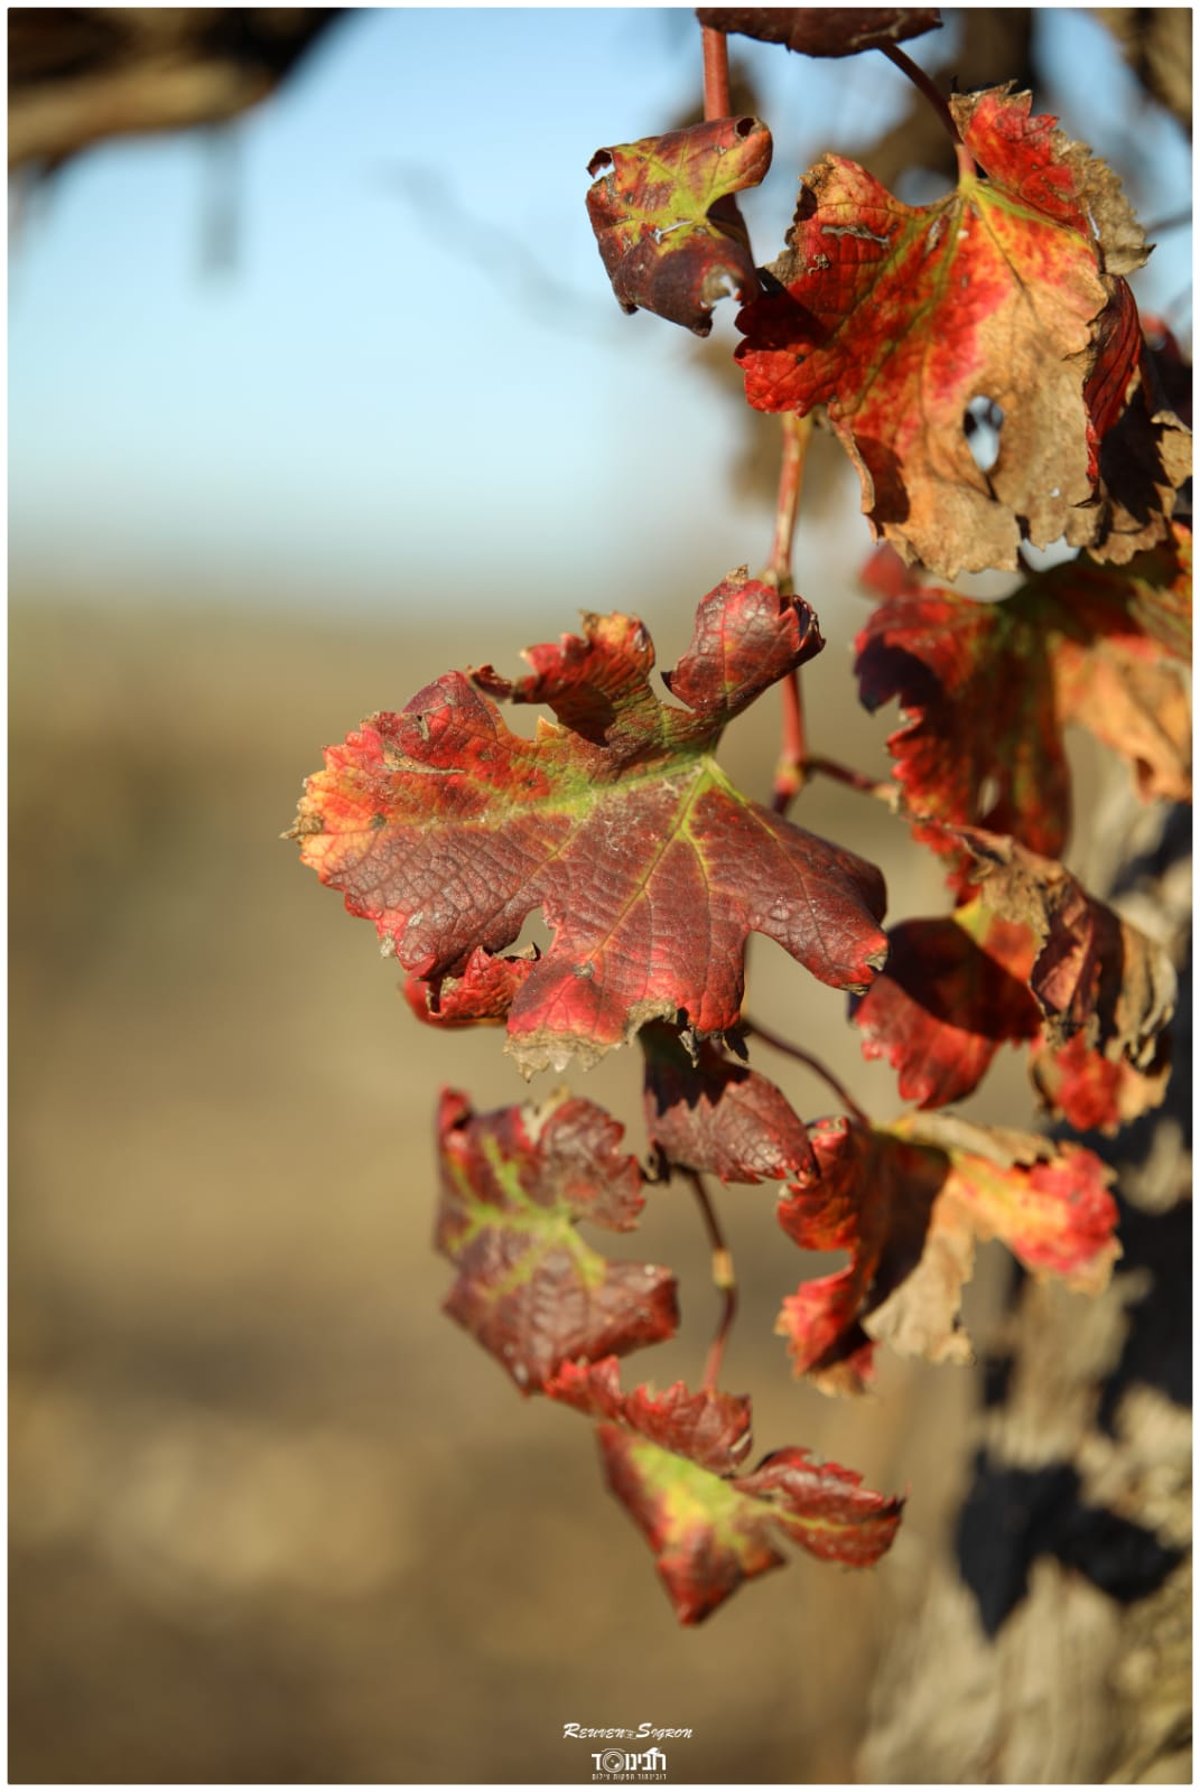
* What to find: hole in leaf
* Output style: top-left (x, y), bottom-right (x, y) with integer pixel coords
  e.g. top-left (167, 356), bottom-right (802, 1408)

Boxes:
top-left (735, 116), bottom-right (755, 138)
top-left (1019, 536), bottom-right (1081, 573)
top-left (977, 772), bottom-right (1001, 815)
top-left (510, 907), bottom-right (552, 957)
top-left (963, 396), bottom-right (1004, 473)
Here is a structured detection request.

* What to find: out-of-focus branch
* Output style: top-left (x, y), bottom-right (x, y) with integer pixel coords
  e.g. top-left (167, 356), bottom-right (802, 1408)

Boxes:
top-left (380, 164), bottom-right (617, 338)
top-left (8, 8), bottom-right (342, 170)
top-left (1096, 8), bottom-right (1192, 133)
top-left (857, 9), bottom-right (1035, 189)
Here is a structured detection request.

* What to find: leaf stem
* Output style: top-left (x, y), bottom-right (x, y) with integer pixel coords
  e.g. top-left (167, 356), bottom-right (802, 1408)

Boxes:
top-left (878, 42), bottom-right (976, 182)
top-left (804, 754), bottom-right (900, 808)
top-left (701, 23), bottom-right (733, 120)
top-left (767, 412), bottom-right (814, 813)
top-left (766, 412), bottom-right (812, 592)
top-left (772, 672), bottom-right (808, 814)
top-left (682, 1169), bottom-right (737, 1390)
top-left (742, 1015), bottom-right (870, 1126)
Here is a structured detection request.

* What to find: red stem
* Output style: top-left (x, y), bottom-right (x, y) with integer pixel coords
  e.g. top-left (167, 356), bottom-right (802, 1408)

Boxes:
top-left (701, 24), bottom-right (733, 119)
top-left (772, 672), bottom-right (807, 815)
top-left (879, 42), bottom-right (976, 182)
top-left (767, 413), bottom-right (810, 590)
top-left (742, 1015), bottom-right (870, 1126)
top-left (768, 413), bottom-right (813, 814)
top-left (804, 754), bottom-right (899, 807)
top-left (683, 1169), bottom-right (737, 1390)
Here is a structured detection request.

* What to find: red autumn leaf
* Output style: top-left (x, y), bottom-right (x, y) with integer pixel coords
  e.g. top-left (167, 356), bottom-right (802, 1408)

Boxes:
top-left (731, 1448), bottom-right (903, 1568)
top-left (1141, 315), bottom-right (1192, 430)
top-left (857, 583), bottom-right (1069, 863)
top-left (880, 826), bottom-right (1177, 1130)
top-left (1029, 1030), bottom-right (1172, 1137)
top-left (1079, 288), bottom-right (1192, 565)
top-left (736, 86), bottom-right (1173, 577)
top-left (851, 905), bottom-right (1040, 1109)
top-left (435, 1090), bottom-right (677, 1392)
top-left (1060, 519), bottom-right (1192, 662)
top-left (1055, 648), bottom-right (1190, 807)
top-left (777, 1114), bottom-right (1119, 1390)
top-left (960, 827), bottom-right (1177, 1070)
top-left (1084, 279), bottom-right (1145, 470)
top-left (855, 527), bottom-right (1193, 872)
top-left (1039, 523), bottom-right (1191, 802)
top-left (292, 572), bottom-right (889, 1076)
top-left (403, 945), bottom-right (536, 1028)
top-left (546, 1356), bottom-right (753, 1474)
top-left (859, 541), bottom-right (918, 603)
top-left (547, 1358), bottom-right (902, 1622)
top-left (695, 8), bottom-right (941, 57)
top-left (586, 116), bottom-right (772, 335)
top-left (851, 894), bottom-right (1173, 1132)
top-left (641, 1020), bottom-right (815, 1183)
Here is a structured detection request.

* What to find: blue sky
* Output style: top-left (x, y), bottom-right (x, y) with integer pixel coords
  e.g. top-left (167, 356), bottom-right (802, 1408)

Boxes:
top-left (9, 7), bottom-right (1191, 619)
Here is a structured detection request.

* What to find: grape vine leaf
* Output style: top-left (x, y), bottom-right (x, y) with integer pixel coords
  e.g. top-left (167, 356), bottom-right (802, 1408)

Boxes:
top-left (1142, 314), bottom-right (1192, 432)
top-left (546, 1358), bottom-right (903, 1622)
top-left (292, 571), bottom-right (890, 1076)
top-left (547, 1356), bottom-right (753, 1473)
top-left (736, 86), bottom-right (1188, 577)
top-left (695, 8), bottom-right (941, 57)
top-left (1043, 519), bottom-right (1189, 660)
top-left (403, 945), bottom-right (536, 1028)
top-left (435, 1090), bottom-right (677, 1392)
top-left (850, 906), bottom-right (1040, 1110)
top-left (641, 1020), bottom-right (815, 1183)
top-left (586, 116), bottom-right (772, 335)
top-left (850, 899), bottom-right (1172, 1133)
top-left (960, 826), bottom-right (1177, 1071)
top-left (857, 583), bottom-right (1068, 864)
top-left (1030, 1030), bottom-right (1172, 1137)
top-left (777, 1114), bottom-right (1119, 1390)
top-left (855, 526), bottom-right (1193, 870)
top-left (1080, 286), bottom-right (1192, 566)
top-left (1085, 278), bottom-right (1145, 467)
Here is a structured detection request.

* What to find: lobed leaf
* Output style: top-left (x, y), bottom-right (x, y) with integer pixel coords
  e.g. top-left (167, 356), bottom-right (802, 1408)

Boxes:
top-left (1077, 285), bottom-right (1192, 566)
top-left (586, 116), bottom-right (772, 335)
top-left (856, 582), bottom-right (1069, 864)
top-left (736, 86), bottom-right (1188, 577)
top-left (403, 945), bottom-right (536, 1027)
top-left (777, 1114), bottom-right (1119, 1390)
top-left (695, 8), bottom-right (942, 57)
top-left (547, 1357), bottom-right (902, 1622)
top-left (850, 906), bottom-right (1040, 1110)
top-left (855, 527), bottom-right (1192, 874)
top-left (959, 827), bottom-right (1177, 1071)
top-left (546, 1357), bottom-right (753, 1474)
top-left (641, 1020), bottom-right (815, 1183)
top-left (293, 571), bottom-right (889, 1076)
top-left (435, 1090), bottom-right (677, 1392)
top-left (1030, 1031), bottom-right (1172, 1137)
top-left (852, 892), bottom-right (1174, 1133)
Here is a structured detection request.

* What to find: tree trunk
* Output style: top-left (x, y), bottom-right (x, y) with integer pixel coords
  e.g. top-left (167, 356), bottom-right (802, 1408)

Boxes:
top-left (859, 792), bottom-right (1192, 1784)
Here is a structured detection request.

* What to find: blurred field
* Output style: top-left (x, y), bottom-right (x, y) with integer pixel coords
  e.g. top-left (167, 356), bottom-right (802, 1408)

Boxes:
top-left (11, 583), bottom-right (1044, 1783)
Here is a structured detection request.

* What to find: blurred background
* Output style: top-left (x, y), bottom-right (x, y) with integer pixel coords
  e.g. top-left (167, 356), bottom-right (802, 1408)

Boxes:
top-left (9, 8), bottom-right (1191, 1783)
